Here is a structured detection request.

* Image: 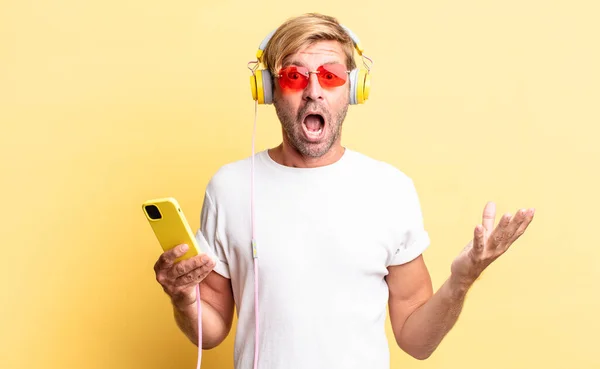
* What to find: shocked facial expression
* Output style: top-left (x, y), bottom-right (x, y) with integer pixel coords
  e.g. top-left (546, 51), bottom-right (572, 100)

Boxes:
top-left (273, 40), bottom-right (351, 158)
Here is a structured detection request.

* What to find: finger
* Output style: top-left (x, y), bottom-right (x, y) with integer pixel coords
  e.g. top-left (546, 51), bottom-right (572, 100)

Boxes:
top-left (174, 258), bottom-right (216, 287)
top-left (489, 212), bottom-right (512, 249)
top-left (504, 208), bottom-right (528, 240)
top-left (154, 244), bottom-right (190, 271)
top-left (472, 224), bottom-right (485, 253)
top-left (508, 208), bottom-right (536, 243)
top-left (482, 201), bottom-right (496, 235)
top-left (166, 254), bottom-right (211, 280)
top-left (156, 244), bottom-right (190, 270)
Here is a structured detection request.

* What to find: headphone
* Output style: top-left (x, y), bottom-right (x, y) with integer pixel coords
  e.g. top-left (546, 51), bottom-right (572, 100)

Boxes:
top-left (249, 25), bottom-right (372, 105)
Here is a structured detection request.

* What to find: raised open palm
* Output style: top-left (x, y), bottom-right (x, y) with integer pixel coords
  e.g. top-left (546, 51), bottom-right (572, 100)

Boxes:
top-left (451, 202), bottom-right (535, 284)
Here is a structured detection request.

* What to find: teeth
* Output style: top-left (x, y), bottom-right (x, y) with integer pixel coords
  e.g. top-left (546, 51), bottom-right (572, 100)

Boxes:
top-left (306, 127), bottom-right (322, 137)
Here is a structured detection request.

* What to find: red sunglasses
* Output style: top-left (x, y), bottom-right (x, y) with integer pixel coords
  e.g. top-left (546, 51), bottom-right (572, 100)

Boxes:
top-left (276, 64), bottom-right (350, 91)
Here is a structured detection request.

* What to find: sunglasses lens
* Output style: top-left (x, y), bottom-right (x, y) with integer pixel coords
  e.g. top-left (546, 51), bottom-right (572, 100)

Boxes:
top-left (317, 64), bottom-right (348, 87)
top-left (277, 64), bottom-right (348, 91)
top-left (278, 66), bottom-right (308, 90)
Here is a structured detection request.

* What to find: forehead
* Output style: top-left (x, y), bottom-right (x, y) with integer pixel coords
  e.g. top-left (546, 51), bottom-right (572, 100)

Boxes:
top-left (282, 40), bottom-right (346, 67)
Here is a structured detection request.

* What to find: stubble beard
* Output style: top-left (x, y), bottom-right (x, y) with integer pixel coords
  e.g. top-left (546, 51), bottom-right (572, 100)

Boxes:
top-left (274, 98), bottom-right (349, 158)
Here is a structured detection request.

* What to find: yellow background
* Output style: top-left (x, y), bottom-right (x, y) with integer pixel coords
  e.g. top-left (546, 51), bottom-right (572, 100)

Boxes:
top-left (1, 0), bottom-right (599, 368)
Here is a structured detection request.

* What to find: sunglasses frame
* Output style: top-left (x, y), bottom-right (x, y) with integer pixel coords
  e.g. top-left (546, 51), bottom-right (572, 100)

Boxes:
top-left (275, 64), bottom-right (351, 91)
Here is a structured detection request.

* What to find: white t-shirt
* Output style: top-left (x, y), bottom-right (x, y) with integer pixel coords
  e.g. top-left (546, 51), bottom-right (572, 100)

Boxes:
top-left (195, 148), bottom-right (430, 369)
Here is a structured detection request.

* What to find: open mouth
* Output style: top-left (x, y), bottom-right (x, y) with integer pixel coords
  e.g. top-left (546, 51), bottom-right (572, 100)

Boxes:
top-left (302, 113), bottom-right (325, 141)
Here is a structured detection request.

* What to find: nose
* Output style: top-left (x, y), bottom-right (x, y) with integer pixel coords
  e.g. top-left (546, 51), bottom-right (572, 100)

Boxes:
top-left (302, 72), bottom-right (323, 101)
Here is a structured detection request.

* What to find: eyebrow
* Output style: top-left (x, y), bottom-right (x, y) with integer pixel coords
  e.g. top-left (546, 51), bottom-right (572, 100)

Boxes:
top-left (282, 59), bottom-right (344, 69)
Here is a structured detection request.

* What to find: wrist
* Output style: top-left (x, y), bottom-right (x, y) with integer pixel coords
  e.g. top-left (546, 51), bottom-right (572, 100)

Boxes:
top-left (448, 273), bottom-right (474, 299)
top-left (173, 300), bottom-right (196, 313)
top-left (171, 291), bottom-right (198, 312)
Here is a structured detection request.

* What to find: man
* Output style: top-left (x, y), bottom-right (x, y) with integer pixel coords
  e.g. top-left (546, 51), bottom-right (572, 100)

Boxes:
top-left (153, 13), bottom-right (535, 369)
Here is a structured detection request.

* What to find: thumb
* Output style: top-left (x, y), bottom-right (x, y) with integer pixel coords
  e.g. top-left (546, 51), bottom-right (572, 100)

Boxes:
top-left (473, 224), bottom-right (485, 253)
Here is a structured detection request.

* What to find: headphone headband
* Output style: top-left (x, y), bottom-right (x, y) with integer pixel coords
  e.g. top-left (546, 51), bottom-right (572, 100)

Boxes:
top-left (256, 24), bottom-right (363, 61)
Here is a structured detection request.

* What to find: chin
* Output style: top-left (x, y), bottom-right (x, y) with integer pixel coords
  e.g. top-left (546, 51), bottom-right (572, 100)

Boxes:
top-left (296, 138), bottom-right (337, 158)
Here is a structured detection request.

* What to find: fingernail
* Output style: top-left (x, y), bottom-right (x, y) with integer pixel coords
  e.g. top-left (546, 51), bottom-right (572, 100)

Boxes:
top-left (180, 244), bottom-right (189, 251)
top-left (201, 255), bottom-right (209, 263)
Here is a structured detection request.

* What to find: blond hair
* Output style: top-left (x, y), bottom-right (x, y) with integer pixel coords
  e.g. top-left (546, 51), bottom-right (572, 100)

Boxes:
top-left (261, 13), bottom-right (357, 76)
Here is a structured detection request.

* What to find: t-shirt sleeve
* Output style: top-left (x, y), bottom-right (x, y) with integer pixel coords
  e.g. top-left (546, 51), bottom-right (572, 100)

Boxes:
top-left (195, 190), bottom-right (231, 279)
top-left (387, 178), bottom-right (430, 267)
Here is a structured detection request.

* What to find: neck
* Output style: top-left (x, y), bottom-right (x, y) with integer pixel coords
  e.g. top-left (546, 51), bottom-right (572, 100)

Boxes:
top-left (268, 141), bottom-right (345, 168)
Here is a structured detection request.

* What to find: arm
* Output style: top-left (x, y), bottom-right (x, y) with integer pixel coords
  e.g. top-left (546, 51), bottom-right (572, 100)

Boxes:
top-left (386, 256), bottom-right (467, 360)
top-left (173, 270), bottom-right (235, 349)
top-left (387, 202), bottom-right (535, 360)
top-left (155, 244), bottom-right (235, 349)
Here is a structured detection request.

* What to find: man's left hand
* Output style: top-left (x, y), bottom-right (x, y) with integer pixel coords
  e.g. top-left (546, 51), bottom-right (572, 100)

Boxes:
top-left (450, 202), bottom-right (535, 288)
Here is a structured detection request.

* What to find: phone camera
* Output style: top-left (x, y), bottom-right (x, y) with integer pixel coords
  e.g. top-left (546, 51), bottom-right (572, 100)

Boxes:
top-left (145, 205), bottom-right (162, 220)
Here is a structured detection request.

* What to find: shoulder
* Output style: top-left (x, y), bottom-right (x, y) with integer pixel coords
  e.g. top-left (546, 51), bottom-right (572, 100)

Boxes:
top-left (209, 156), bottom-right (252, 184)
top-left (345, 148), bottom-right (415, 189)
top-left (204, 154), bottom-right (255, 202)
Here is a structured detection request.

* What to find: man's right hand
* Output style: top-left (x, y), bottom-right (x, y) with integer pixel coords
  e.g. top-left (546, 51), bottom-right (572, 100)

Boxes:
top-left (154, 244), bottom-right (216, 309)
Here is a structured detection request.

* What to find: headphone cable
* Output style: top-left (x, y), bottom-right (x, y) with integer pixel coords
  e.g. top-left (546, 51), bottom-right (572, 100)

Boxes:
top-left (196, 283), bottom-right (202, 369)
top-left (251, 99), bottom-right (260, 369)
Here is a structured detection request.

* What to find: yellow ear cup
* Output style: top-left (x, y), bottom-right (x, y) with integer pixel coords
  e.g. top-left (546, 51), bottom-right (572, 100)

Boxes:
top-left (356, 69), bottom-right (370, 104)
top-left (362, 69), bottom-right (371, 102)
top-left (250, 74), bottom-right (258, 101)
top-left (254, 71), bottom-right (265, 104)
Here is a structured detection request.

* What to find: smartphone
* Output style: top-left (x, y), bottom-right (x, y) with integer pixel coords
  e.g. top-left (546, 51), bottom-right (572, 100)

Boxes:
top-left (142, 197), bottom-right (202, 263)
